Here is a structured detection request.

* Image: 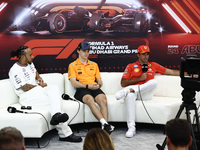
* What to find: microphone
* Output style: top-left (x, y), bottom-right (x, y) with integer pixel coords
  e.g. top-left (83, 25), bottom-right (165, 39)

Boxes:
top-left (7, 106), bottom-right (28, 114)
top-left (62, 94), bottom-right (76, 101)
top-left (156, 144), bottom-right (164, 150)
top-left (142, 64), bottom-right (148, 73)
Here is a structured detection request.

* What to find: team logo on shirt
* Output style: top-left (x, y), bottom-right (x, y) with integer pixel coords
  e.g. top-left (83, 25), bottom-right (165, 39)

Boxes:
top-left (134, 68), bottom-right (139, 72)
top-left (30, 65), bottom-right (35, 73)
top-left (14, 75), bottom-right (21, 84)
top-left (148, 68), bottom-right (153, 72)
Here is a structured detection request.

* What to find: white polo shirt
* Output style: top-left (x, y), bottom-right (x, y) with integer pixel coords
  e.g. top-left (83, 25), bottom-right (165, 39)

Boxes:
top-left (9, 62), bottom-right (37, 96)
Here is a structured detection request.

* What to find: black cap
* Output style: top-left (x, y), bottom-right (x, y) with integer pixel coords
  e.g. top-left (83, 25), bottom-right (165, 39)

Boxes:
top-left (78, 41), bottom-right (90, 50)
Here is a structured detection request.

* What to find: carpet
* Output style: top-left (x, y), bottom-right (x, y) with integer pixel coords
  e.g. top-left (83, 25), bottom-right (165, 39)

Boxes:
top-left (25, 123), bottom-right (167, 150)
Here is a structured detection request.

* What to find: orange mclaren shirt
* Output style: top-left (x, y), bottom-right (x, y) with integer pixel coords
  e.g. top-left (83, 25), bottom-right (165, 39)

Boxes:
top-left (122, 61), bottom-right (167, 85)
top-left (68, 58), bottom-right (101, 85)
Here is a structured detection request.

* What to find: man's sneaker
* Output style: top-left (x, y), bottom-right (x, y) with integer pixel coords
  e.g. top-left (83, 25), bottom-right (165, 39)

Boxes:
top-left (50, 112), bottom-right (69, 125)
top-left (115, 89), bottom-right (129, 100)
top-left (103, 124), bottom-right (114, 135)
top-left (59, 133), bottom-right (82, 142)
top-left (125, 127), bottom-right (136, 138)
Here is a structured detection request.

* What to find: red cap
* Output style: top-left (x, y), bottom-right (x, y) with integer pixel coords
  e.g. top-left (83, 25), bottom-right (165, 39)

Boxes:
top-left (137, 45), bottom-right (151, 53)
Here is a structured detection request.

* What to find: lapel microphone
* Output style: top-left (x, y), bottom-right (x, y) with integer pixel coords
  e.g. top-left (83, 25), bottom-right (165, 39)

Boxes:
top-left (142, 64), bottom-right (148, 73)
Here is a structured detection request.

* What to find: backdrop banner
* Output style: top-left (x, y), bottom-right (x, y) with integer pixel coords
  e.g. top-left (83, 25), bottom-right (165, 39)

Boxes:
top-left (0, 0), bottom-right (200, 79)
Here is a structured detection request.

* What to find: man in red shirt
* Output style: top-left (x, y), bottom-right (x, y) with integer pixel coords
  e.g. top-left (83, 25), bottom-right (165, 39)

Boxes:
top-left (115, 45), bottom-right (179, 138)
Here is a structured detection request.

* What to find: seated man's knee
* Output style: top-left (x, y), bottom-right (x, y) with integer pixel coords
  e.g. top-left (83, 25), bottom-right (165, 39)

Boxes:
top-left (83, 96), bottom-right (95, 106)
top-left (126, 92), bottom-right (136, 100)
top-left (101, 98), bottom-right (107, 107)
top-left (95, 95), bottom-right (107, 106)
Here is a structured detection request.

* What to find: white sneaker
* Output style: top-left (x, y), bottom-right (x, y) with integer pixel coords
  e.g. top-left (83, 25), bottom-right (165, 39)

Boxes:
top-left (125, 127), bottom-right (136, 138)
top-left (115, 89), bottom-right (129, 100)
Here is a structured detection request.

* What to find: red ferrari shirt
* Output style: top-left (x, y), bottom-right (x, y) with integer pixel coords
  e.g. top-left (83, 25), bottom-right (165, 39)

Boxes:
top-left (122, 61), bottom-right (166, 85)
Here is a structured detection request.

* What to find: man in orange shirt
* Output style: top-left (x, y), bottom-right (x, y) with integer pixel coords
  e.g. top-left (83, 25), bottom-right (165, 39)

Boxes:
top-left (68, 41), bottom-right (114, 134)
top-left (115, 45), bottom-right (179, 138)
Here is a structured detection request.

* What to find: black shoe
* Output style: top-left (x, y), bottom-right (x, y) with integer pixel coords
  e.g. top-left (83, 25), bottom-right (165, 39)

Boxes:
top-left (50, 112), bottom-right (69, 125)
top-left (59, 133), bottom-right (82, 142)
top-left (103, 123), bottom-right (114, 135)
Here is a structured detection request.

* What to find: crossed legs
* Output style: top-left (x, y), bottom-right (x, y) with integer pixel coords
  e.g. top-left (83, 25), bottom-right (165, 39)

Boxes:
top-left (115, 79), bottom-right (158, 137)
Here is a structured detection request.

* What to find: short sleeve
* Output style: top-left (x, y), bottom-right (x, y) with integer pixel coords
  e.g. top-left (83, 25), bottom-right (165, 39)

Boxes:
top-left (95, 64), bottom-right (101, 79)
top-left (68, 63), bottom-right (77, 80)
top-left (154, 62), bottom-right (167, 75)
top-left (122, 64), bottom-right (131, 79)
top-left (9, 68), bottom-right (26, 90)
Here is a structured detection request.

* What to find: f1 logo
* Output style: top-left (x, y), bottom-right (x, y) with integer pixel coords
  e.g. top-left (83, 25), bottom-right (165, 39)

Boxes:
top-left (11, 39), bottom-right (85, 60)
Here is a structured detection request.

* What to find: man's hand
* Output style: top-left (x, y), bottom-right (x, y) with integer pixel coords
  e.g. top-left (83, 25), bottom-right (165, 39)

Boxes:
top-left (140, 73), bottom-right (147, 81)
top-left (88, 83), bottom-right (99, 90)
top-left (37, 78), bottom-right (47, 87)
top-left (20, 84), bottom-right (36, 92)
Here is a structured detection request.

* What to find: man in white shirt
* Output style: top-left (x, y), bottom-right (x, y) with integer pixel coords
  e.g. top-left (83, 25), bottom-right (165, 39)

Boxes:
top-left (9, 46), bottom-right (82, 142)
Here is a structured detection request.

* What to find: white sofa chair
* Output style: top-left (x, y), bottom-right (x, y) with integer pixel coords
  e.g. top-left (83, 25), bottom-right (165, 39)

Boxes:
top-left (0, 73), bottom-right (84, 138)
top-left (0, 72), bottom-right (199, 138)
top-left (64, 72), bottom-right (200, 124)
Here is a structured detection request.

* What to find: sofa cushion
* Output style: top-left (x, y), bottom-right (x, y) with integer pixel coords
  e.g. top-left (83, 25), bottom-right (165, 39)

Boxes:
top-left (0, 79), bottom-right (19, 109)
top-left (40, 73), bottom-right (64, 94)
top-left (154, 74), bottom-right (183, 98)
top-left (0, 103), bottom-right (53, 138)
top-left (100, 72), bottom-right (123, 95)
top-left (63, 73), bottom-right (76, 97)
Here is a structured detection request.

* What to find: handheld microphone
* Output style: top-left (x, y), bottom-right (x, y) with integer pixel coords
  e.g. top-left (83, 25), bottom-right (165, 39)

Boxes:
top-left (156, 144), bottom-right (164, 150)
top-left (7, 106), bottom-right (28, 114)
top-left (142, 64), bottom-right (148, 73)
top-left (62, 94), bottom-right (76, 101)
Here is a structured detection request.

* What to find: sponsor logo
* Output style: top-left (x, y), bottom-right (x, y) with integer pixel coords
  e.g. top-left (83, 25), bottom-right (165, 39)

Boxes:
top-left (9, 39), bottom-right (148, 60)
top-left (11, 39), bottom-right (85, 60)
top-left (134, 68), bottom-right (139, 72)
top-left (148, 68), bottom-right (153, 72)
top-left (14, 75), bottom-right (21, 84)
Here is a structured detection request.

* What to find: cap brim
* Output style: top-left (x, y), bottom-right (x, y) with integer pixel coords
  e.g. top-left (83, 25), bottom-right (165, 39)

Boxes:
top-left (139, 51), bottom-right (151, 54)
top-left (81, 48), bottom-right (90, 50)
